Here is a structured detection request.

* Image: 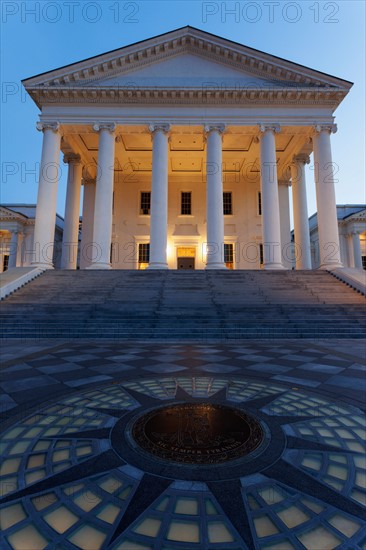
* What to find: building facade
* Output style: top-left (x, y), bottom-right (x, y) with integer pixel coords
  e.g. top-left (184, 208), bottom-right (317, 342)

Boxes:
top-left (309, 205), bottom-right (366, 269)
top-left (0, 205), bottom-right (64, 272)
top-left (22, 26), bottom-right (354, 271)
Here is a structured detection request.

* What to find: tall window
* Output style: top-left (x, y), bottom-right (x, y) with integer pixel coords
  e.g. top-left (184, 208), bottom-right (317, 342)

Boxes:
top-left (223, 192), bottom-right (232, 215)
top-left (258, 192), bottom-right (262, 215)
top-left (140, 192), bottom-right (151, 215)
top-left (259, 243), bottom-right (264, 266)
top-left (224, 243), bottom-right (234, 270)
top-left (181, 192), bottom-right (192, 215)
top-left (138, 243), bottom-right (150, 270)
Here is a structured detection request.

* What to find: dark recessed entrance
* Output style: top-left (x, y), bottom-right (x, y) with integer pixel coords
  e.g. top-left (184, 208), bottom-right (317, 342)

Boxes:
top-left (178, 257), bottom-right (195, 270)
top-left (132, 403), bottom-right (264, 464)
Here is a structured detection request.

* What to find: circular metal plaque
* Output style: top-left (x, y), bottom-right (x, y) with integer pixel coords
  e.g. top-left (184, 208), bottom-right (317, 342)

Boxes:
top-left (132, 403), bottom-right (264, 464)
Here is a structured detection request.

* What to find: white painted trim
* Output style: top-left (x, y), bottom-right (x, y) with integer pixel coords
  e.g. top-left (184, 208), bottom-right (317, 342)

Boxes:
top-left (329, 268), bottom-right (366, 296)
top-left (0, 267), bottom-right (46, 300)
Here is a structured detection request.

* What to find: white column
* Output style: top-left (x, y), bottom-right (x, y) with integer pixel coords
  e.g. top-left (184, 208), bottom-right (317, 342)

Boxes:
top-left (21, 229), bottom-right (35, 267)
top-left (339, 232), bottom-right (349, 267)
top-left (258, 124), bottom-right (284, 269)
top-left (80, 178), bottom-right (96, 269)
top-left (148, 124), bottom-right (170, 269)
top-left (346, 234), bottom-right (355, 267)
top-left (291, 155), bottom-right (312, 269)
top-left (278, 180), bottom-right (292, 269)
top-left (312, 124), bottom-right (342, 268)
top-left (87, 124), bottom-right (116, 269)
top-left (61, 154), bottom-right (83, 269)
top-left (352, 231), bottom-right (362, 268)
top-left (8, 230), bottom-right (19, 269)
top-left (32, 122), bottom-right (62, 268)
top-left (205, 124), bottom-right (226, 269)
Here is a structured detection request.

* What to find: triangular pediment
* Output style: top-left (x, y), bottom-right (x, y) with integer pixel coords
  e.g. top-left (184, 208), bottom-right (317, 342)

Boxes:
top-left (84, 52), bottom-right (293, 89)
top-left (23, 26), bottom-right (352, 91)
top-left (0, 206), bottom-right (28, 222)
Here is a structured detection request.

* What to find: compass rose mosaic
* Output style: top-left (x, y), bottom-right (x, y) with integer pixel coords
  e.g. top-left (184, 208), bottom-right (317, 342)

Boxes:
top-left (1, 376), bottom-right (365, 549)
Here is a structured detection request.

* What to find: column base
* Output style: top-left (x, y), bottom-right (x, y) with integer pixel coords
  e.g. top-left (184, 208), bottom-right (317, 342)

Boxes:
top-left (31, 262), bottom-right (54, 270)
top-left (205, 263), bottom-right (227, 270)
top-left (318, 262), bottom-right (343, 270)
top-left (263, 263), bottom-right (286, 270)
top-left (86, 263), bottom-right (112, 270)
top-left (295, 263), bottom-right (312, 270)
top-left (147, 263), bottom-right (169, 270)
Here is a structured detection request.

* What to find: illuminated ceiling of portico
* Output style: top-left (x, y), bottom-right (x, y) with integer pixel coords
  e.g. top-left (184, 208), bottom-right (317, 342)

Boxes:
top-left (62, 125), bottom-right (312, 183)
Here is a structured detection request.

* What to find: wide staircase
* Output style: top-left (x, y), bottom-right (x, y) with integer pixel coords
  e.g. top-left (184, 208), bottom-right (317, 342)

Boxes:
top-left (0, 270), bottom-right (365, 339)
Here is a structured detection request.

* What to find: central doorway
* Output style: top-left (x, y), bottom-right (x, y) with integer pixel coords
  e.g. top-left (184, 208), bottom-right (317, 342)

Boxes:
top-left (177, 247), bottom-right (195, 270)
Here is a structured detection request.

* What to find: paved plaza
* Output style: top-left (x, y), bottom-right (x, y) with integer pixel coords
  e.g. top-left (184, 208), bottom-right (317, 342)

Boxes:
top-left (1, 338), bottom-right (365, 549)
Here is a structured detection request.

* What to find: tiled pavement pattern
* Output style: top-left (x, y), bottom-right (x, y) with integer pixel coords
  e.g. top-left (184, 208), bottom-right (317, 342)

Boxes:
top-left (0, 339), bottom-right (365, 549)
top-left (1, 340), bottom-right (365, 415)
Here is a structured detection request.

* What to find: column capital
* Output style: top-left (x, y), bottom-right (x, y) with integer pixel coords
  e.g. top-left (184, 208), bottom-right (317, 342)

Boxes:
top-left (9, 229), bottom-right (21, 235)
top-left (278, 180), bottom-right (291, 187)
top-left (93, 123), bottom-right (116, 133)
top-left (292, 154), bottom-right (310, 165)
top-left (36, 121), bottom-right (60, 133)
top-left (352, 230), bottom-right (361, 236)
top-left (63, 153), bottom-right (82, 165)
top-left (258, 123), bottom-right (281, 134)
top-left (148, 124), bottom-right (171, 135)
top-left (204, 124), bottom-right (226, 135)
top-left (312, 123), bottom-right (337, 135)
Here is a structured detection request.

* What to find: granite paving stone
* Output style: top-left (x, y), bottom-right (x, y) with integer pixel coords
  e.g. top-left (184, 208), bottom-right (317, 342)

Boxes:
top-left (0, 375), bottom-right (60, 393)
top-left (108, 354), bottom-right (143, 362)
top-left (200, 364), bottom-right (240, 373)
top-left (316, 357), bottom-right (354, 367)
top-left (0, 394), bottom-right (17, 412)
top-left (271, 375), bottom-right (322, 388)
top-left (2, 363), bottom-right (33, 373)
top-left (326, 374), bottom-right (366, 390)
top-left (152, 354), bottom-right (187, 362)
top-left (1, 369), bottom-right (42, 382)
top-left (37, 363), bottom-right (85, 374)
top-left (64, 374), bottom-right (113, 387)
top-left (349, 363), bottom-right (366, 371)
top-left (143, 364), bottom-right (187, 373)
top-left (199, 354), bottom-right (229, 362)
top-left (236, 354), bottom-right (272, 362)
top-left (299, 363), bottom-right (345, 374)
top-left (61, 353), bottom-right (101, 362)
top-left (27, 357), bottom-right (69, 367)
top-left (90, 364), bottom-right (134, 374)
top-left (246, 363), bottom-right (292, 374)
top-left (281, 354), bottom-right (316, 362)
top-left (72, 358), bottom-right (116, 367)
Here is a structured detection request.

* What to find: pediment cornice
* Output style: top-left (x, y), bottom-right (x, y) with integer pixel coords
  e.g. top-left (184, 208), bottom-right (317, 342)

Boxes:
top-left (23, 27), bottom-right (352, 96)
top-left (340, 210), bottom-right (366, 224)
top-left (25, 86), bottom-right (348, 108)
top-left (0, 207), bottom-right (30, 223)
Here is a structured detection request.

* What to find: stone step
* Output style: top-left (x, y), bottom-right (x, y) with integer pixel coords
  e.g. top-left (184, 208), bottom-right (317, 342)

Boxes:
top-left (1, 270), bottom-right (364, 339)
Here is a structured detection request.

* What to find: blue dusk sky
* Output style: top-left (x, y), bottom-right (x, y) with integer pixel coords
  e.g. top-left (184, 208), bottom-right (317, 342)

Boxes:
top-left (1, 0), bottom-right (365, 222)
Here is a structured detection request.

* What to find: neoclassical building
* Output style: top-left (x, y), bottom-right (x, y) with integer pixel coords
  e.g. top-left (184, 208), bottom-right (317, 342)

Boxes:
top-left (22, 26), bottom-right (355, 271)
top-left (0, 204), bottom-right (64, 272)
top-left (309, 205), bottom-right (366, 269)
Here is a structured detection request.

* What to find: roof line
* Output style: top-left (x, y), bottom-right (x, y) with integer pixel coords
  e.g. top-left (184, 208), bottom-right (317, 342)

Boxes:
top-left (22, 25), bottom-right (353, 86)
